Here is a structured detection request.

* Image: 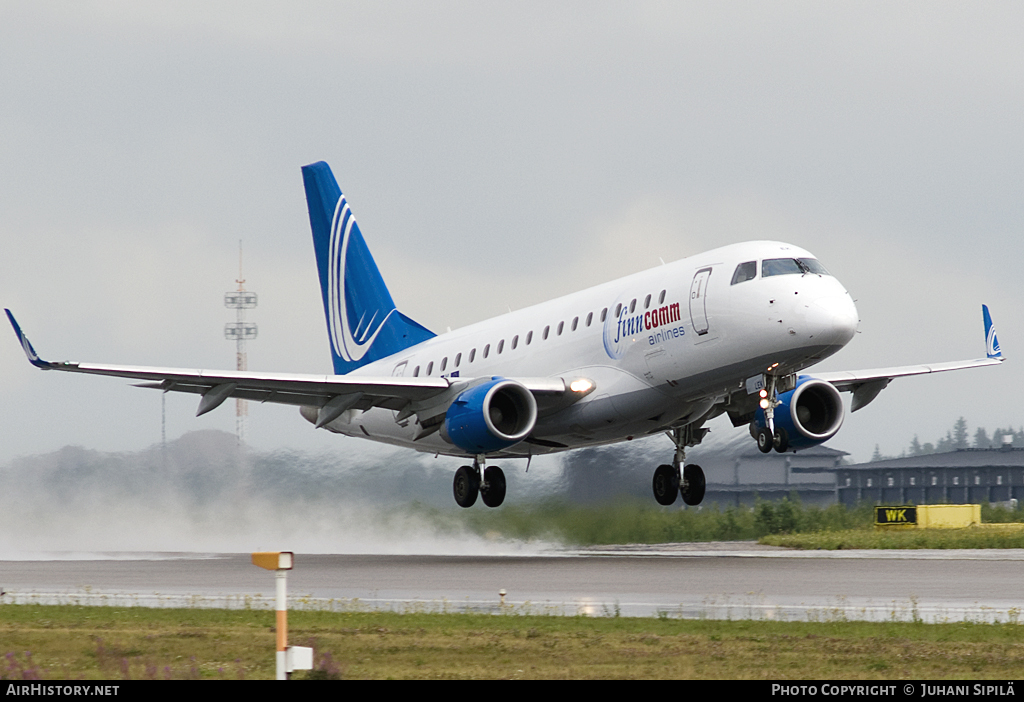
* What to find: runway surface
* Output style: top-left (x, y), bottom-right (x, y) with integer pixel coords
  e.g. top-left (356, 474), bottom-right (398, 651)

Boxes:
top-left (3, 543), bottom-right (1024, 622)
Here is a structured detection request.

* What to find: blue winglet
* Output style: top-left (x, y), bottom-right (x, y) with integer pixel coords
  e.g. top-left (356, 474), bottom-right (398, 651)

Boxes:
top-left (5, 309), bottom-right (51, 369)
top-left (983, 304), bottom-right (1002, 360)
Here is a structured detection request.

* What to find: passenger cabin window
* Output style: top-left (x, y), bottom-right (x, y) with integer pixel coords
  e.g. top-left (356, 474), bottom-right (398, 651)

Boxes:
top-left (644, 294), bottom-right (651, 309)
top-left (427, 361), bottom-right (434, 375)
top-left (469, 349), bottom-right (475, 363)
top-left (499, 339), bottom-right (505, 353)
top-left (601, 307), bottom-right (608, 322)
top-left (571, 316), bottom-right (578, 331)
top-left (542, 326), bottom-right (549, 340)
top-left (413, 366), bottom-right (420, 376)
top-left (557, 321), bottom-right (564, 335)
top-left (512, 335), bottom-right (519, 349)
top-left (761, 258), bottom-right (831, 278)
top-left (483, 344), bottom-right (490, 358)
top-left (526, 331), bottom-right (533, 345)
top-left (455, 353), bottom-right (461, 367)
top-left (658, 290), bottom-right (666, 304)
top-left (586, 312), bottom-right (593, 326)
top-left (441, 357), bottom-right (447, 371)
top-left (731, 261), bottom-right (757, 285)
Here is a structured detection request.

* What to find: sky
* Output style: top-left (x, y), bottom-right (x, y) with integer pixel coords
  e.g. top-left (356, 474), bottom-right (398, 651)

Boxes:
top-left (1, 1), bottom-right (1021, 467)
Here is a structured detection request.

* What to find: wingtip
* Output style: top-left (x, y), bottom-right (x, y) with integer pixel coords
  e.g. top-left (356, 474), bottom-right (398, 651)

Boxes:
top-left (5, 310), bottom-right (50, 368)
top-left (983, 304), bottom-right (1002, 360)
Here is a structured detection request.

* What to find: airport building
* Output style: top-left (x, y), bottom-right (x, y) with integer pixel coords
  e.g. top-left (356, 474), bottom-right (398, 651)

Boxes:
top-left (701, 444), bottom-right (846, 508)
top-left (562, 424), bottom-right (1024, 508)
top-left (833, 446), bottom-right (1024, 507)
top-left (561, 429), bottom-right (847, 507)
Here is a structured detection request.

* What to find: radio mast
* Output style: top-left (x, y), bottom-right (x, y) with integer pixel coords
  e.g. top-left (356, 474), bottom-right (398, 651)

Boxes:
top-left (224, 241), bottom-right (257, 444)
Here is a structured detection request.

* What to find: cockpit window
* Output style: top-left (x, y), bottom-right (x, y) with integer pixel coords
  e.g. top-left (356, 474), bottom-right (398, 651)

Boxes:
top-left (731, 261), bottom-right (757, 285)
top-left (762, 258), bottom-right (831, 277)
top-left (799, 258), bottom-right (830, 275)
top-left (761, 258), bottom-right (803, 277)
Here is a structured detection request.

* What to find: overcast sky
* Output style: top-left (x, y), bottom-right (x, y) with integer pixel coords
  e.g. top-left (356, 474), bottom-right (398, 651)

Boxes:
top-left (1, 1), bottom-right (1021, 467)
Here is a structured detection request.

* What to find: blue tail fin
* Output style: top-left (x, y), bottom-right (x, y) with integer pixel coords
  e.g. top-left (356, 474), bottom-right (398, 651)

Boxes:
top-left (983, 304), bottom-right (1002, 360)
top-left (302, 161), bottom-right (435, 375)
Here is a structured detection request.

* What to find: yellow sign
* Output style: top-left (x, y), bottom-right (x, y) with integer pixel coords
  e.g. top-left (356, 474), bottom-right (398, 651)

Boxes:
top-left (875, 506), bottom-right (917, 526)
top-left (874, 504), bottom-right (981, 529)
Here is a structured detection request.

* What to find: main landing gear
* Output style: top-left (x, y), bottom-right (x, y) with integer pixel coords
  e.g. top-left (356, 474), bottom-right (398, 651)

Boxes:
top-left (453, 456), bottom-right (506, 508)
top-left (652, 426), bottom-right (706, 506)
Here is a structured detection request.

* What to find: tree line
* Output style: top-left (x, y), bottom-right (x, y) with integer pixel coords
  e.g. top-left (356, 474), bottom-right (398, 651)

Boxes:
top-left (871, 417), bottom-right (1024, 462)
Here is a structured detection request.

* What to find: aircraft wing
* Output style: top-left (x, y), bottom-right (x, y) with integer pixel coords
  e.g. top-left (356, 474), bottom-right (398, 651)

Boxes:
top-left (811, 305), bottom-right (1004, 412)
top-left (814, 358), bottom-right (1003, 412)
top-left (5, 309), bottom-right (570, 428)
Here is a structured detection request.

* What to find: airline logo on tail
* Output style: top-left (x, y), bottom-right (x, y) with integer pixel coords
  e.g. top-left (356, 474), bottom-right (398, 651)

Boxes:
top-left (328, 194), bottom-right (396, 363)
top-left (984, 304), bottom-right (1001, 359)
top-left (303, 161), bottom-right (435, 375)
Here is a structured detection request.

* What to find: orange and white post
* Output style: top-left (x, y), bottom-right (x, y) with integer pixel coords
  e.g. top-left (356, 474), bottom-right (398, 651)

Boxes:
top-left (252, 551), bottom-right (312, 679)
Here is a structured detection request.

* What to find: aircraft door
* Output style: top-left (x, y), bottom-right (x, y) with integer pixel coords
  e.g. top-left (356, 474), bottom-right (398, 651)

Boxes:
top-left (689, 267), bottom-right (712, 336)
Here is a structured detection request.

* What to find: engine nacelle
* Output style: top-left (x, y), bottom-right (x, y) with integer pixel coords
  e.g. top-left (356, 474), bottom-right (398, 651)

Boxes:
top-left (442, 378), bottom-right (538, 454)
top-left (755, 376), bottom-right (844, 451)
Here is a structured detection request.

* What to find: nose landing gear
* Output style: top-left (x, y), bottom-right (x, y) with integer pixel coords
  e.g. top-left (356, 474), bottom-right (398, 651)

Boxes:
top-left (754, 374), bottom-right (790, 454)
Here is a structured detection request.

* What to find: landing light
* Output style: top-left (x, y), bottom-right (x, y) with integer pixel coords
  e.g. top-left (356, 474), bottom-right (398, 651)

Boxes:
top-left (759, 399), bottom-right (770, 409)
top-left (570, 378), bottom-right (594, 393)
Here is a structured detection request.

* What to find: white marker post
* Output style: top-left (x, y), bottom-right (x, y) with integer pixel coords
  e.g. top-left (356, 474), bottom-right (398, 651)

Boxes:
top-left (252, 551), bottom-right (312, 680)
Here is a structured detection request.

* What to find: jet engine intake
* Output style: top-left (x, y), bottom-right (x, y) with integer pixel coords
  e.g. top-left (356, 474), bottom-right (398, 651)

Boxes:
top-left (442, 378), bottom-right (538, 453)
top-left (756, 376), bottom-right (844, 451)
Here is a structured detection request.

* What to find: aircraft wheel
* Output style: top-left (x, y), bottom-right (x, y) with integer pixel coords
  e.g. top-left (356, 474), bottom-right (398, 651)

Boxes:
top-left (652, 464), bottom-right (679, 505)
top-left (481, 466), bottom-right (507, 508)
top-left (756, 426), bottom-right (773, 453)
top-left (773, 428), bottom-right (789, 453)
top-left (453, 465), bottom-right (479, 508)
top-left (681, 464), bottom-right (706, 506)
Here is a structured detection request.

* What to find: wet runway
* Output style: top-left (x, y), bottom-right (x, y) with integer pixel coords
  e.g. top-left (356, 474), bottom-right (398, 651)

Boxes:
top-left (3, 544), bottom-right (1024, 622)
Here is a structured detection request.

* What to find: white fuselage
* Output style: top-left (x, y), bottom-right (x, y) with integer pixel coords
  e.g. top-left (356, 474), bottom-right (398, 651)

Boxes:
top-left (308, 241), bottom-right (858, 457)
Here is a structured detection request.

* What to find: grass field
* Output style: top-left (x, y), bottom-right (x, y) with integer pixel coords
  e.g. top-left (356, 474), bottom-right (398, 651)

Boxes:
top-left (5, 501), bottom-right (1023, 680)
top-left (3, 605), bottom-right (1024, 680)
top-left (429, 498), bottom-right (1024, 549)
top-left (761, 526), bottom-right (1024, 550)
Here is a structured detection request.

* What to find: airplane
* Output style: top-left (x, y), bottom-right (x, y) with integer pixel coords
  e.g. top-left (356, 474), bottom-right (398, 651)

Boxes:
top-left (6, 161), bottom-right (1005, 509)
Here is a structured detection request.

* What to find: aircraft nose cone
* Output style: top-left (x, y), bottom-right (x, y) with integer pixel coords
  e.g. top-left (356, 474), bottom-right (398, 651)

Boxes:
top-left (812, 294), bottom-right (858, 345)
